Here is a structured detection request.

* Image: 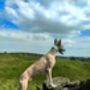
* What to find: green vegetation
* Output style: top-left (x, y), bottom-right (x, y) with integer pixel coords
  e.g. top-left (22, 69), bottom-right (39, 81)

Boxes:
top-left (0, 53), bottom-right (90, 90)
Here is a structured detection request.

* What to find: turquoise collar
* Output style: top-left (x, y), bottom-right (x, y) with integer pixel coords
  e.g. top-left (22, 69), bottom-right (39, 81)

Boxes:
top-left (52, 45), bottom-right (58, 51)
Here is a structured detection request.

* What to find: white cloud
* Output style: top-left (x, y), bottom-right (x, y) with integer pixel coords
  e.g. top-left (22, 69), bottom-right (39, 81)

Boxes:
top-left (5, 0), bottom-right (89, 33)
top-left (0, 28), bottom-right (53, 41)
top-left (0, 28), bottom-right (54, 53)
top-left (5, 7), bottom-right (19, 24)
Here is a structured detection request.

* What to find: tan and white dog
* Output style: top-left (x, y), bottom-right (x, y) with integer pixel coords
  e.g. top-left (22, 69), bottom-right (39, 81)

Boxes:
top-left (18, 39), bottom-right (65, 90)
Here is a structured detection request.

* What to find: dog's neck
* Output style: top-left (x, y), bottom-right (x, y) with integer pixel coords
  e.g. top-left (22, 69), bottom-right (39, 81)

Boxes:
top-left (48, 46), bottom-right (58, 56)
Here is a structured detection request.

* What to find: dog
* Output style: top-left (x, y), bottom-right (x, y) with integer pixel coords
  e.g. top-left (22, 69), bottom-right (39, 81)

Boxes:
top-left (18, 38), bottom-right (65, 90)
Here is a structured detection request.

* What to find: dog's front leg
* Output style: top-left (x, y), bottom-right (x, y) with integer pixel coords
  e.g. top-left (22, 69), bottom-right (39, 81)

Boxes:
top-left (47, 68), bottom-right (56, 88)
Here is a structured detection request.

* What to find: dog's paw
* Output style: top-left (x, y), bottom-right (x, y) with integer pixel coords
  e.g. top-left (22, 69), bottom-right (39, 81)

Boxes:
top-left (49, 83), bottom-right (57, 88)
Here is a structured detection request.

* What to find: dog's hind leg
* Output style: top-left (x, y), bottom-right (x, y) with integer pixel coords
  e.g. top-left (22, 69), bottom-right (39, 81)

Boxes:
top-left (18, 77), bottom-right (29, 90)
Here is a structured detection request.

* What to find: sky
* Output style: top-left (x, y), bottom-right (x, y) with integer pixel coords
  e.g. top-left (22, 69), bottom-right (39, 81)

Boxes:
top-left (0, 0), bottom-right (90, 57)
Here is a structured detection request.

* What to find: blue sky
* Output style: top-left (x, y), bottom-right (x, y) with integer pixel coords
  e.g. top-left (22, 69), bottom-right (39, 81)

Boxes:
top-left (0, 0), bottom-right (90, 57)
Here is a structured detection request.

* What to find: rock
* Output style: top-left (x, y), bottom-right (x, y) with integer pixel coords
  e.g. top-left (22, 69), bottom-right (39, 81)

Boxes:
top-left (86, 79), bottom-right (90, 89)
top-left (44, 77), bottom-right (71, 88)
top-left (36, 77), bottom-right (90, 90)
top-left (78, 79), bottom-right (90, 90)
top-left (36, 77), bottom-right (80, 90)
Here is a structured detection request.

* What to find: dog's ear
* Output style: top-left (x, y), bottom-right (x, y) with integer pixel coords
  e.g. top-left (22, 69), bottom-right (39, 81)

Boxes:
top-left (58, 39), bottom-right (61, 45)
top-left (54, 38), bottom-right (58, 45)
top-left (56, 39), bottom-right (61, 46)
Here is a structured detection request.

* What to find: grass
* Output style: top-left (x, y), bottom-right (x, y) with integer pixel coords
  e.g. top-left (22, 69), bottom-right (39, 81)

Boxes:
top-left (0, 53), bottom-right (90, 90)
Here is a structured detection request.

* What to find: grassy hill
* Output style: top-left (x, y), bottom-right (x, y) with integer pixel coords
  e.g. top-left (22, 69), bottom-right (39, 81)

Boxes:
top-left (0, 53), bottom-right (90, 90)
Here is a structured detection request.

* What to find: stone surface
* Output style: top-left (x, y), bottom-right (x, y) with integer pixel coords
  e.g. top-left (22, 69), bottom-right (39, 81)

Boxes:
top-left (36, 77), bottom-right (90, 90)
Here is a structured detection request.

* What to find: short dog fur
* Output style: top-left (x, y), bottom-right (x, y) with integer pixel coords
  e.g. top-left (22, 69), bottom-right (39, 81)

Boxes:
top-left (18, 39), bottom-right (65, 90)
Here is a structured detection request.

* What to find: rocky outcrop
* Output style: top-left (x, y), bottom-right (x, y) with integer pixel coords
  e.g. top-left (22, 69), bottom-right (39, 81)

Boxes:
top-left (78, 79), bottom-right (90, 90)
top-left (36, 77), bottom-right (90, 90)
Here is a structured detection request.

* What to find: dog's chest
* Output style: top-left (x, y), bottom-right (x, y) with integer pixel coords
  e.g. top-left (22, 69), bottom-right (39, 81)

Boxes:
top-left (32, 56), bottom-right (56, 74)
top-left (46, 54), bottom-right (56, 68)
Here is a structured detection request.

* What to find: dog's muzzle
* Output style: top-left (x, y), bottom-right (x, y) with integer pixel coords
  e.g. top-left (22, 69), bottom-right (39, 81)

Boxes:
top-left (59, 49), bottom-right (65, 54)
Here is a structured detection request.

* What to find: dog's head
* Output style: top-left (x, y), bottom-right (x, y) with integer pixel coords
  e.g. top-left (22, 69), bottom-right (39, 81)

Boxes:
top-left (54, 38), bottom-right (65, 54)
